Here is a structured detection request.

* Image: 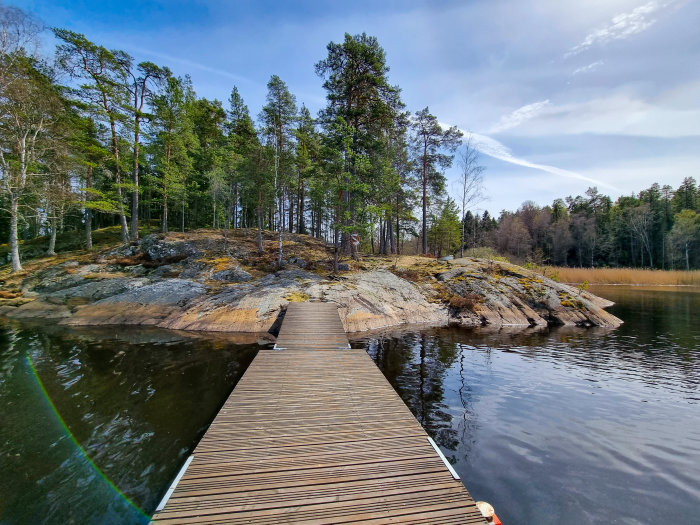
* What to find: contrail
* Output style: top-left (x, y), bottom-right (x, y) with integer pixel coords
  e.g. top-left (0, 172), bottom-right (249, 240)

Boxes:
top-left (444, 124), bottom-right (618, 190)
top-left (120, 44), bottom-right (257, 85)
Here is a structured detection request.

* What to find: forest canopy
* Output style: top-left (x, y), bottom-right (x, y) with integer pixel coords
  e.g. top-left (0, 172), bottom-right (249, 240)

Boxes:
top-left (1, 4), bottom-right (698, 271)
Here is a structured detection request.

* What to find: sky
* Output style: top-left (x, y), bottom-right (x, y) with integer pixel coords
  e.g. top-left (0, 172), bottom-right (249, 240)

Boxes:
top-left (22, 0), bottom-right (700, 216)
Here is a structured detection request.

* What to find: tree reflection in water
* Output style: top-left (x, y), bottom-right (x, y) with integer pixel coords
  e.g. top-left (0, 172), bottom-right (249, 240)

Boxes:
top-left (362, 329), bottom-right (477, 458)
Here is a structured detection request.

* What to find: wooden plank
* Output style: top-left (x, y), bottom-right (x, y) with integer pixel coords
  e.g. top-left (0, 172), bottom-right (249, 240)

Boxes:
top-left (151, 302), bottom-right (486, 524)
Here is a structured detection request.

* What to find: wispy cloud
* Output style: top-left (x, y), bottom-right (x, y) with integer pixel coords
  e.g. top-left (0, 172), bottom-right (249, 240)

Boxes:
top-left (565, 1), bottom-right (668, 57)
top-left (571, 60), bottom-right (604, 76)
top-left (489, 100), bottom-right (551, 134)
top-left (466, 131), bottom-right (618, 190)
top-left (482, 93), bottom-right (700, 138)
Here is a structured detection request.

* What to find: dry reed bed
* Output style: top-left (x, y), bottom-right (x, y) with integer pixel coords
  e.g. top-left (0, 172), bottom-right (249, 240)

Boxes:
top-left (542, 267), bottom-right (700, 286)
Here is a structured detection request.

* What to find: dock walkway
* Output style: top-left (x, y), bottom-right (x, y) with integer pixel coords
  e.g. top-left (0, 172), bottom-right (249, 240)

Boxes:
top-left (152, 302), bottom-right (486, 524)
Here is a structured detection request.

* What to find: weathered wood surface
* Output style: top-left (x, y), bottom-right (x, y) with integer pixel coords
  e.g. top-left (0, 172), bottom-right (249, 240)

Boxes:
top-left (274, 302), bottom-right (349, 350)
top-left (151, 302), bottom-right (486, 524)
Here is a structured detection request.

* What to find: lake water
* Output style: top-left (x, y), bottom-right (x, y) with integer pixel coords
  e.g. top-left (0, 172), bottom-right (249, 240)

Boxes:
top-left (0, 324), bottom-right (262, 524)
top-left (351, 286), bottom-right (700, 524)
top-left (1, 286), bottom-right (698, 524)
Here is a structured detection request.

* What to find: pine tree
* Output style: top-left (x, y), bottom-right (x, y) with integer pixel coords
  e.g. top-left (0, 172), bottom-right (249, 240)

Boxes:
top-left (150, 76), bottom-right (198, 233)
top-left (410, 107), bottom-right (462, 254)
top-left (54, 29), bottom-right (131, 242)
top-left (316, 33), bottom-right (404, 258)
top-left (261, 75), bottom-right (297, 266)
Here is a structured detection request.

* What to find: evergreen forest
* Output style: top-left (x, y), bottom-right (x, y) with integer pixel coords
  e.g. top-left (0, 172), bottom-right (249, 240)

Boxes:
top-left (1, 5), bottom-right (698, 272)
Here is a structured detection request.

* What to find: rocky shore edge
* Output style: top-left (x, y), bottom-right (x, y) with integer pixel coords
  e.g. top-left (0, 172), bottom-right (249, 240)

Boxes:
top-left (0, 232), bottom-right (622, 334)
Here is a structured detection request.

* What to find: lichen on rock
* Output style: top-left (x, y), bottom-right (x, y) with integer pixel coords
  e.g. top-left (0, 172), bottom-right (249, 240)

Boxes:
top-left (1, 231), bottom-right (622, 334)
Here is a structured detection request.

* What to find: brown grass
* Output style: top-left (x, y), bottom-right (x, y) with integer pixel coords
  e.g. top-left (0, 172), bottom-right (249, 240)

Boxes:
top-left (447, 293), bottom-right (481, 309)
top-left (540, 267), bottom-right (700, 286)
top-left (389, 268), bottom-right (422, 282)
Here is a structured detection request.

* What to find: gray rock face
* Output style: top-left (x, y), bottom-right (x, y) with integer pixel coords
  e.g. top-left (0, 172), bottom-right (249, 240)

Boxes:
top-left (436, 260), bottom-right (620, 328)
top-left (107, 244), bottom-right (139, 258)
top-left (62, 279), bottom-right (208, 328)
top-left (180, 262), bottom-right (208, 279)
top-left (29, 273), bottom-right (86, 294)
top-left (314, 270), bottom-right (449, 332)
top-left (211, 268), bottom-right (252, 282)
top-left (150, 264), bottom-right (183, 278)
top-left (76, 264), bottom-right (102, 275)
top-left (337, 263), bottom-right (350, 271)
top-left (287, 256), bottom-right (306, 268)
top-left (140, 234), bottom-right (200, 261)
top-left (7, 244), bottom-right (620, 333)
top-left (128, 265), bottom-right (150, 277)
top-left (96, 279), bottom-right (205, 306)
top-left (45, 278), bottom-right (148, 303)
top-left (159, 270), bottom-right (323, 332)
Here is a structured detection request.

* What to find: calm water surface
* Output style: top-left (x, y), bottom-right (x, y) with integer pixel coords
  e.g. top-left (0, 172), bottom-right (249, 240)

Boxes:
top-left (352, 286), bottom-right (700, 525)
top-left (0, 322), bottom-right (263, 524)
top-left (1, 286), bottom-right (698, 524)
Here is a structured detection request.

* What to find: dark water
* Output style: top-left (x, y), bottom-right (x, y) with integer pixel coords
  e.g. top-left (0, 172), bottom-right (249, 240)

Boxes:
top-left (351, 286), bottom-right (700, 525)
top-left (1, 288), bottom-right (698, 524)
top-left (0, 322), bottom-right (262, 524)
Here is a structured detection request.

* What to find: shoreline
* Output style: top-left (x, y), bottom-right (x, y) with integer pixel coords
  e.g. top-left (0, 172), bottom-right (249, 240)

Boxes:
top-left (0, 231), bottom-right (623, 334)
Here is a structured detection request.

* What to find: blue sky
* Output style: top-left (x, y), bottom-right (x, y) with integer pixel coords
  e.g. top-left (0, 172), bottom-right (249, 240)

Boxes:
top-left (24, 0), bottom-right (700, 215)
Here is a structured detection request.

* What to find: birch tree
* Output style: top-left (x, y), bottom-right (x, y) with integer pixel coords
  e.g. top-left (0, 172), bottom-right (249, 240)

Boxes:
top-left (457, 134), bottom-right (484, 257)
top-left (0, 55), bottom-right (61, 271)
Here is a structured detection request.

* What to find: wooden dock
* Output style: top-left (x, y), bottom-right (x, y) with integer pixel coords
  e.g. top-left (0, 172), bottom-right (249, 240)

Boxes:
top-left (152, 302), bottom-right (486, 524)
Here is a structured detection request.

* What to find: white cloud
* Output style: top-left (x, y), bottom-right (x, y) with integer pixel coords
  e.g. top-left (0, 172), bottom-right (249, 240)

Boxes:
top-left (565, 1), bottom-right (668, 57)
top-left (483, 91), bottom-right (700, 138)
top-left (571, 60), bottom-right (604, 76)
top-left (489, 100), bottom-right (551, 134)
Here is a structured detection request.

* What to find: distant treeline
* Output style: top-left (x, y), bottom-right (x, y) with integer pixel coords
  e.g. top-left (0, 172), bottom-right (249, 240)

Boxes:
top-left (466, 180), bottom-right (700, 270)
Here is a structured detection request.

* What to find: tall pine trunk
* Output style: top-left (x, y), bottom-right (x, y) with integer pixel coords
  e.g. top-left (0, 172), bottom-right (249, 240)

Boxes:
top-left (108, 114), bottom-right (129, 243)
top-left (421, 149), bottom-right (428, 254)
top-left (162, 192), bottom-right (168, 233)
top-left (396, 198), bottom-right (401, 255)
top-left (47, 216), bottom-right (57, 256)
top-left (9, 194), bottom-right (22, 272)
top-left (85, 166), bottom-right (93, 250)
top-left (388, 215), bottom-right (394, 254)
top-left (257, 190), bottom-right (264, 254)
top-left (233, 182), bottom-right (239, 229)
top-left (297, 177), bottom-right (304, 234)
top-left (278, 190), bottom-right (284, 267)
top-left (130, 116), bottom-right (141, 241)
top-left (162, 142), bottom-right (171, 233)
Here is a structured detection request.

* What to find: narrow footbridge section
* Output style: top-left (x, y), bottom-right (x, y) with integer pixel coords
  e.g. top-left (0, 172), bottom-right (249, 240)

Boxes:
top-left (152, 302), bottom-right (486, 524)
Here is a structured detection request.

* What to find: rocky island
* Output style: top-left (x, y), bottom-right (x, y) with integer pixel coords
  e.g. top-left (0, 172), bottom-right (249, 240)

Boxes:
top-left (0, 230), bottom-right (621, 334)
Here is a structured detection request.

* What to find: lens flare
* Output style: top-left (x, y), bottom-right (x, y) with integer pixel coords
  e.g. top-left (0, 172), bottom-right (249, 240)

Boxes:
top-left (25, 353), bottom-right (150, 521)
